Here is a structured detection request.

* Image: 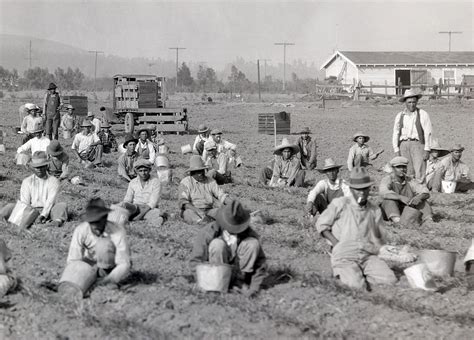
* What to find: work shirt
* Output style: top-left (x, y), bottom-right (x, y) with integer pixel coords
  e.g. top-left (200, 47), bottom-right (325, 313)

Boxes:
top-left (202, 139), bottom-right (236, 160)
top-left (48, 153), bottom-right (70, 179)
top-left (270, 155), bottom-right (301, 186)
top-left (425, 157), bottom-right (445, 183)
top-left (123, 177), bottom-right (161, 209)
top-left (67, 221), bottom-right (131, 284)
top-left (204, 153), bottom-right (230, 175)
top-left (20, 174), bottom-right (60, 218)
top-left (379, 174), bottom-right (429, 199)
top-left (21, 115), bottom-right (43, 134)
top-left (61, 114), bottom-right (76, 131)
top-left (192, 135), bottom-right (209, 154)
top-left (307, 178), bottom-right (351, 203)
top-left (347, 143), bottom-right (376, 171)
top-left (71, 133), bottom-right (100, 154)
top-left (117, 152), bottom-right (139, 180)
top-left (17, 136), bottom-right (51, 155)
top-left (178, 176), bottom-right (228, 210)
top-left (296, 137), bottom-right (317, 168)
top-left (436, 155), bottom-right (470, 182)
top-left (136, 139), bottom-right (156, 164)
top-left (392, 108), bottom-right (432, 153)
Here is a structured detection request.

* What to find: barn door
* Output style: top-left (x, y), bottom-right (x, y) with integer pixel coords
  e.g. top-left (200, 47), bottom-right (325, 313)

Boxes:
top-left (395, 70), bottom-right (411, 94)
top-left (411, 70), bottom-right (428, 85)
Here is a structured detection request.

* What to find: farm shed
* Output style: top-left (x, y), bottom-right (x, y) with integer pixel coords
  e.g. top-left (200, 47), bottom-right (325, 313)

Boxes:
top-left (320, 51), bottom-right (474, 95)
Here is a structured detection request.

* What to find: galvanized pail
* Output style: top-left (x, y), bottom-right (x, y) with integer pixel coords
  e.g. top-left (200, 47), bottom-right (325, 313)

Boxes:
top-left (420, 249), bottom-right (457, 276)
top-left (59, 260), bottom-right (97, 296)
top-left (196, 263), bottom-right (232, 292)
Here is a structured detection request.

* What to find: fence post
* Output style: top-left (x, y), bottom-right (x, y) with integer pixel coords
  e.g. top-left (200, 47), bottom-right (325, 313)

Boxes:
top-left (384, 80), bottom-right (388, 98)
top-left (370, 82), bottom-right (373, 94)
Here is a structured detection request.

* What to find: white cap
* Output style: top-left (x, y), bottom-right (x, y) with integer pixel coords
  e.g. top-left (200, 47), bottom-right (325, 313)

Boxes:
top-left (25, 103), bottom-right (36, 111)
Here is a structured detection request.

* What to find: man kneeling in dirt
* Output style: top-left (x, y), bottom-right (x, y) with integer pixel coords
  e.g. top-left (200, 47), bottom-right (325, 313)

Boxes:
top-left (316, 167), bottom-right (397, 290)
top-left (190, 200), bottom-right (266, 296)
top-left (179, 155), bottom-right (233, 224)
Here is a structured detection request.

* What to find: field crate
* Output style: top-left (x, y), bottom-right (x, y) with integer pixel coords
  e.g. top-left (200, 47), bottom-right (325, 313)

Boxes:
top-left (258, 112), bottom-right (291, 135)
top-left (132, 109), bottom-right (188, 134)
top-left (61, 96), bottom-right (88, 116)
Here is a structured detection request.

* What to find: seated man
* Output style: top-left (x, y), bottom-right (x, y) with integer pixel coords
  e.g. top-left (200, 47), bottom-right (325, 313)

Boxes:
top-left (204, 129), bottom-right (242, 167)
top-left (425, 140), bottom-right (449, 190)
top-left (17, 127), bottom-right (50, 158)
top-left (190, 200), bottom-right (266, 296)
top-left (117, 135), bottom-right (139, 182)
top-left (120, 159), bottom-right (165, 225)
top-left (60, 104), bottom-right (77, 139)
top-left (0, 151), bottom-right (68, 227)
top-left (63, 198), bottom-right (131, 289)
top-left (46, 140), bottom-right (69, 180)
top-left (379, 156), bottom-right (432, 225)
top-left (295, 127), bottom-right (317, 170)
top-left (179, 155), bottom-right (232, 224)
top-left (20, 103), bottom-right (44, 144)
top-left (316, 167), bottom-right (397, 290)
top-left (71, 120), bottom-right (103, 168)
top-left (347, 132), bottom-right (383, 171)
top-left (203, 140), bottom-right (232, 185)
top-left (269, 138), bottom-right (305, 187)
top-left (431, 144), bottom-right (473, 193)
top-left (96, 122), bottom-right (118, 154)
top-left (135, 127), bottom-right (156, 165)
top-left (306, 158), bottom-right (350, 217)
top-left (193, 124), bottom-right (210, 155)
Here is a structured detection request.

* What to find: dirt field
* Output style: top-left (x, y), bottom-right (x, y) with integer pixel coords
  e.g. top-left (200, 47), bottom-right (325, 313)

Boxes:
top-left (0, 92), bottom-right (473, 339)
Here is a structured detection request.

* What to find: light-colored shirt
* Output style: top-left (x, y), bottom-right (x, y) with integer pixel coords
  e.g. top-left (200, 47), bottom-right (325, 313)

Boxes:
top-left (204, 153), bottom-right (229, 175)
top-left (61, 114), bottom-right (76, 131)
top-left (178, 176), bottom-right (228, 210)
top-left (91, 118), bottom-right (102, 134)
top-left (71, 133), bottom-right (100, 154)
top-left (117, 152), bottom-right (138, 180)
top-left (347, 144), bottom-right (375, 171)
top-left (192, 135), bottom-right (209, 153)
top-left (17, 136), bottom-right (51, 155)
top-left (436, 155), bottom-right (470, 182)
top-left (270, 155), bottom-right (301, 186)
top-left (136, 139), bottom-right (156, 164)
top-left (21, 115), bottom-right (43, 134)
top-left (307, 178), bottom-right (351, 203)
top-left (425, 157), bottom-right (446, 183)
top-left (202, 139), bottom-right (236, 160)
top-left (392, 108), bottom-right (432, 153)
top-left (67, 221), bottom-right (131, 284)
top-left (379, 174), bottom-right (429, 198)
top-left (123, 177), bottom-right (161, 209)
top-left (20, 174), bottom-right (60, 217)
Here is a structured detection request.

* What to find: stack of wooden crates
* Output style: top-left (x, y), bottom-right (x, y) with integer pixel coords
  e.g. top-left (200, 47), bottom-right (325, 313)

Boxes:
top-left (258, 111), bottom-right (291, 135)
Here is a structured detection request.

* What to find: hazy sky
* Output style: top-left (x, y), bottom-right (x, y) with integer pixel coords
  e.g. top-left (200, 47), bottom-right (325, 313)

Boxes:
top-left (1, 0), bottom-right (473, 68)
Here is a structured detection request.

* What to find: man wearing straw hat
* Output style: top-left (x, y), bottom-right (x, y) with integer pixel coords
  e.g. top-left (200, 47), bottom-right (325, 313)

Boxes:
top-left (135, 127), bottom-right (156, 165)
top-left (118, 134), bottom-right (139, 182)
top-left (120, 159), bottom-right (166, 224)
top-left (46, 140), bottom-right (69, 180)
top-left (71, 120), bottom-right (103, 168)
top-left (65, 198), bottom-right (131, 288)
top-left (431, 144), bottom-right (473, 193)
top-left (425, 140), bottom-right (450, 189)
top-left (269, 138), bottom-right (305, 187)
top-left (179, 155), bottom-right (233, 224)
top-left (190, 200), bottom-right (266, 296)
top-left (347, 132), bottom-right (384, 171)
top-left (392, 88), bottom-right (433, 182)
top-left (306, 158), bottom-right (350, 218)
top-left (20, 103), bottom-right (43, 144)
top-left (203, 140), bottom-right (232, 185)
top-left (193, 124), bottom-right (211, 155)
top-left (96, 121), bottom-right (118, 154)
top-left (43, 82), bottom-right (61, 140)
top-left (0, 151), bottom-right (68, 227)
top-left (295, 127), bottom-right (317, 170)
top-left (316, 167), bottom-right (397, 290)
top-left (379, 156), bottom-right (432, 226)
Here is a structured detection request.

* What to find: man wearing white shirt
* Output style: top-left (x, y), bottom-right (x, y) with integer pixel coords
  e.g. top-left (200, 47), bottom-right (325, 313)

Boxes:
top-left (71, 120), bottom-right (103, 167)
top-left (20, 103), bottom-right (43, 143)
top-left (17, 128), bottom-right (50, 156)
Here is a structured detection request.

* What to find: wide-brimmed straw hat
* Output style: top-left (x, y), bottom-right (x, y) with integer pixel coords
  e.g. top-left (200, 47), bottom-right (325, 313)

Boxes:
top-left (81, 120), bottom-right (93, 128)
top-left (81, 198), bottom-right (111, 223)
top-left (353, 132), bottom-right (370, 142)
top-left (204, 140), bottom-right (217, 151)
top-left (46, 140), bottom-right (64, 157)
top-left (429, 140), bottom-right (449, 157)
top-left (29, 151), bottom-right (49, 168)
top-left (348, 166), bottom-right (374, 189)
top-left (123, 134), bottom-right (138, 148)
top-left (47, 82), bottom-right (57, 90)
top-left (186, 155), bottom-right (208, 173)
top-left (399, 89), bottom-right (422, 102)
top-left (390, 156), bottom-right (409, 167)
top-left (216, 200), bottom-right (250, 234)
top-left (299, 127), bottom-right (312, 134)
top-left (317, 158), bottom-right (343, 172)
top-left (450, 144), bottom-right (465, 152)
top-left (274, 138), bottom-right (299, 156)
top-left (134, 159), bottom-right (152, 170)
top-left (198, 124), bottom-right (209, 133)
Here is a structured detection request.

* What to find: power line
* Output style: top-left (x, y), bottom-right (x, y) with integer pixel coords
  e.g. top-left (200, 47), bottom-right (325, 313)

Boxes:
top-left (169, 47), bottom-right (186, 88)
top-left (438, 31), bottom-right (463, 52)
top-left (274, 42), bottom-right (295, 92)
top-left (88, 50), bottom-right (104, 92)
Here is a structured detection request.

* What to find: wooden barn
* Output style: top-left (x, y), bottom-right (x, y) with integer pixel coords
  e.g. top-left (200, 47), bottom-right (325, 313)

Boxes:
top-left (320, 51), bottom-right (474, 95)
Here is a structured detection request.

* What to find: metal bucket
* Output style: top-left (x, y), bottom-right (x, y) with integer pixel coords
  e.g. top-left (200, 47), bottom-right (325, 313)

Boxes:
top-left (8, 201), bottom-right (39, 228)
top-left (62, 130), bottom-right (72, 139)
top-left (196, 263), bottom-right (232, 292)
top-left (157, 169), bottom-right (171, 184)
top-left (155, 155), bottom-right (169, 168)
top-left (419, 249), bottom-right (457, 276)
top-left (59, 260), bottom-right (97, 296)
top-left (108, 204), bottom-right (131, 226)
top-left (441, 180), bottom-right (456, 194)
top-left (181, 144), bottom-right (192, 154)
top-left (400, 206), bottom-right (422, 227)
top-left (16, 153), bottom-right (30, 166)
top-left (404, 263), bottom-right (437, 291)
top-left (158, 145), bottom-right (169, 154)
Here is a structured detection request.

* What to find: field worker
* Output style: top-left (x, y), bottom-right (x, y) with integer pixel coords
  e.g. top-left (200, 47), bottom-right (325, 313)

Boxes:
top-left (379, 156), bottom-right (432, 225)
top-left (97, 122), bottom-right (118, 154)
top-left (118, 134), bottom-right (139, 182)
top-left (87, 112), bottom-right (102, 134)
top-left (179, 155), bottom-right (233, 224)
top-left (269, 138), bottom-right (305, 187)
top-left (190, 200), bottom-right (267, 296)
top-left (43, 82), bottom-right (61, 140)
top-left (430, 144), bottom-right (473, 193)
top-left (425, 140), bottom-right (449, 189)
top-left (60, 104), bottom-right (77, 139)
top-left (295, 127), bottom-right (317, 170)
top-left (316, 167), bottom-right (397, 290)
top-left (204, 129), bottom-right (242, 167)
top-left (135, 127), bottom-right (156, 164)
top-left (46, 140), bottom-right (69, 180)
top-left (71, 120), bottom-right (103, 168)
top-left (0, 240), bottom-right (17, 298)
top-left (65, 198), bottom-right (131, 288)
top-left (16, 127), bottom-right (50, 158)
top-left (392, 89), bottom-right (433, 182)
top-left (306, 158), bottom-right (350, 218)
top-left (120, 159), bottom-right (166, 224)
top-left (0, 151), bottom-right (68, 227)
top-left (193, 124), bottom-right (210, 155)
top-left (20, 103), bottom-right (43, 144)
top-left (347, 132), bottom-right (384, 171)
top-left (203, 140), bottom-right (232, 185)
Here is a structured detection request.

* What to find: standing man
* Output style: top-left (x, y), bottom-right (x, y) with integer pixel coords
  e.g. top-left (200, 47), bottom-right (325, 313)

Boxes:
top-left (295, 127), bottom-right (317, 170)
top-left (43, 82), bottom-right (61, 140)
top-left (392, 89), bottom-right (433, 182)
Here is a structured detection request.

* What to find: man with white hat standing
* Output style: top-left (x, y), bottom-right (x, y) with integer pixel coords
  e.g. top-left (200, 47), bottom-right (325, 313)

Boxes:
top-left (269, 138), bottom-right (304, 187)
top-left (316, 167), bottom-right (397, 290)
top-left (431, 144), bottom-right (473, 193)
top-left (71, 120), bottom-right (103, 168)
top-left (43, 83), bottom-right (61, 140)
top-left (392, 89), bottom-right (433, 182)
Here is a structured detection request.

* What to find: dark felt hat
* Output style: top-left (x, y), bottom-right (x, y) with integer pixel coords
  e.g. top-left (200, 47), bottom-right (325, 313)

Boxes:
top-left (81, 198), bottom-right (111, 223)
top-left (48, 83), bottom-right (57, 90)
top-left (186, 155), bottom-right (208, 173)
top-left (216, 200), bottom-right (250, 234)
top-left (123, 134), bottom-right (138, 148)
top-left (46, 140), bottom-right (64, 157)
top-left (348, 167), bottom-right (375, 189)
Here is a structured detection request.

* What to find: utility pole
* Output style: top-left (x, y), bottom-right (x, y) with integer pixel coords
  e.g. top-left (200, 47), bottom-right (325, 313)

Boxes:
top-left (438, 31), bottom-right (462, 51)
top-left (25, 40), bottom-right (37, 69)
top-left (274, 42), bottom-right (295, 92)
top-left (257, 59), bottom-right (261, 101)
top-left (260, 59), bottom-right (271, 80)
top-left (169, 47), bottom-right (186, 88)
top-left (88, 50), bottom-right (104, 92)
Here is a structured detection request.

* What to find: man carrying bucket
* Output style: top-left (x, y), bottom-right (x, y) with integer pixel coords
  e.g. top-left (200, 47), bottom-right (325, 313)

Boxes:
top-left (316, 167), bottom-right (397, 290)
top-left (190, 200), bottom-right (266, 296)
top-left (0, 151), bottom-right (68, 228)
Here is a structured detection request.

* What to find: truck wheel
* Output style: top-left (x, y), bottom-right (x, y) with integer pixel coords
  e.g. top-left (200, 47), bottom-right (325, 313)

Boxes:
top-left (124, 112), bottom-right (134, 134)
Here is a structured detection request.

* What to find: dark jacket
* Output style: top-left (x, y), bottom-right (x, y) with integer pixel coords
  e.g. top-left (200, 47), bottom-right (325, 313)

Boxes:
top-left (296, 136), bottom-right (317, 169)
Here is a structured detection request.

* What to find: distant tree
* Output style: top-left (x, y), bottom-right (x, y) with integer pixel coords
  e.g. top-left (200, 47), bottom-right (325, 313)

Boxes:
top-left (197, 65), bottom-right (217, 92)
top-left (54, 67), bottom-right (85, 90)
top-left (227, 65), bottom-right (250, 95)
top-left (23, 67), bottom-right (55, 90)
top-left (177, 62), bottom-right (194, 88)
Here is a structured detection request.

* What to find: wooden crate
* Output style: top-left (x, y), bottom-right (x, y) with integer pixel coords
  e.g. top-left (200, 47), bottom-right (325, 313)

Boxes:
top-left (61, 96), bottom-right (88, 116)
top-left (258, 112), bottom-right (291, 135)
